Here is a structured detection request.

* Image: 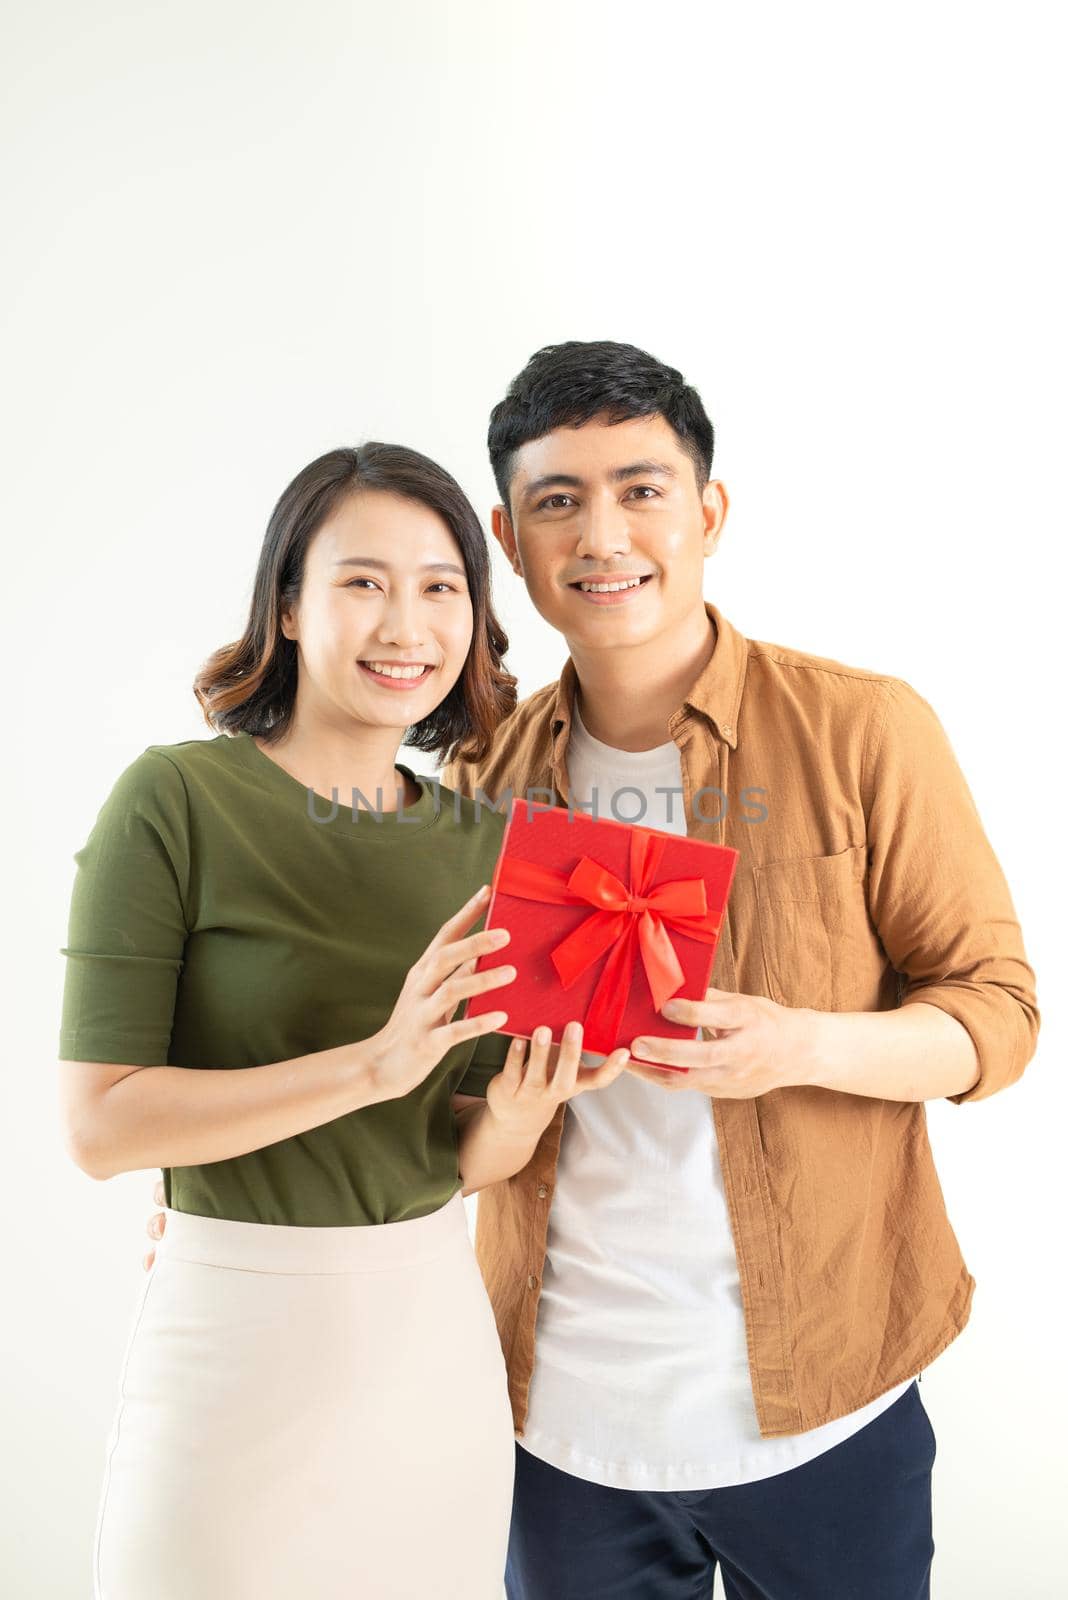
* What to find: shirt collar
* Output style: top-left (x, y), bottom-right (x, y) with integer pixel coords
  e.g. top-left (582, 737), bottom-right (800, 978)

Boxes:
top-left (550, 600), bottom-right (746, 756)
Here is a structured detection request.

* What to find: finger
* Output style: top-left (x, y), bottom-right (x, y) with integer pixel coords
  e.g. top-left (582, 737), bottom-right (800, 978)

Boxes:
top-left (629, 1034), bottom-right (717, 1068)
top-left (147, 1212), bottom-right (165, 1240)
top-left (499, 1036), bottom-right (526, 1092)
top-left (434, 963), bottom-right (516, 1032)
top-left (661, 991), bottom-right (743, 1027)
top-left (432, 953), bottom-right (477, 1016)
top-left (577, 1048), bottom-right (631, 1093)
top-left (446, 962), bottom-right (517, 1006)
top-left (548, 1022), bottom-right (583, 1099)
top-left (436, 1010), bottom-right (510, 1051)
top-left (143, 1250), bottom-right (155, 1272)
top-left (153, 1179), bottom-right (165, 1206)
top-left (523, 1026), bottom-right (553, 1091)
top-left (435, 924), bottom-right (512, 980)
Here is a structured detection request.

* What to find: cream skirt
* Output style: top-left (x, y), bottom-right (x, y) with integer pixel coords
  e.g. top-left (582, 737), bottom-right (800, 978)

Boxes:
top-left (93, 1189), bottom-right (515, 1599)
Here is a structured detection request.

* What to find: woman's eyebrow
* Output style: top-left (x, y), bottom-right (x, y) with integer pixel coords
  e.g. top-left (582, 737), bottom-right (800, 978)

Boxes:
top-left (332, 557), bottom-right (467, 576)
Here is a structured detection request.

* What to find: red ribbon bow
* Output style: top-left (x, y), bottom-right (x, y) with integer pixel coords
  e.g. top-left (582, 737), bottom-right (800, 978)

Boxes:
top-left (495, 827), bottom-right (722, 1051)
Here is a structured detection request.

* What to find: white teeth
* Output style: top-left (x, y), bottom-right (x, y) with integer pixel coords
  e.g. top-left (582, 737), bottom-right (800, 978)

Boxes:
top-left (578, 577), bottom-right (645, 593)
top-left (362, 662), bottom-right (429, 679)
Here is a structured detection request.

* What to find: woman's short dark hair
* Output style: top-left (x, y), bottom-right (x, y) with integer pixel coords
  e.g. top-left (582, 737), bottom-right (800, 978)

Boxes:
top-left (194, 442), bottom-right (517, 765)
top-left (488, 340), bottom-right (715, 510)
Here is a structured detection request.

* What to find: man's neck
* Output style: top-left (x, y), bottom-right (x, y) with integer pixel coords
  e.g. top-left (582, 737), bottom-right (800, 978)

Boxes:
top-left (568, 606), bottom-right (717, 753)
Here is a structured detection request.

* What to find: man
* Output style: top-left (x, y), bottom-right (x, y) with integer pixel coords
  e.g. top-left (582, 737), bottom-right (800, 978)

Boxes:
top-left (442, 341), bottom-right (1039, 1599)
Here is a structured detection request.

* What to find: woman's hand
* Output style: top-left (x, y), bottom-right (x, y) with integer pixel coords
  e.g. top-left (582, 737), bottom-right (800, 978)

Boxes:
top-left (485, 1022), bottom-right (629, 1142)
top-left (453, 1023), bottom-right (629, 1194)
top-left (366, 884), bottom-right (517, 1104)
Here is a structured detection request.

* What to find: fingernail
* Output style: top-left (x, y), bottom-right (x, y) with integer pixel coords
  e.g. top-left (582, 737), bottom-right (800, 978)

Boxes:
top-left (632, 1040), bottom-right (647, 1054)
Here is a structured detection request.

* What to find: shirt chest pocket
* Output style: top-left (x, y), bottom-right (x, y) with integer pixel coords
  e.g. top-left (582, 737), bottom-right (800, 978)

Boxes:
top-left (752, 844), bottom-right (888, 1011)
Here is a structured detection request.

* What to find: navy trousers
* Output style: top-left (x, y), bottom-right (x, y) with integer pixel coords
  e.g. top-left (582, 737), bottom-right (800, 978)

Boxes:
top-left (505, 1380), bottom-right (936, 1600)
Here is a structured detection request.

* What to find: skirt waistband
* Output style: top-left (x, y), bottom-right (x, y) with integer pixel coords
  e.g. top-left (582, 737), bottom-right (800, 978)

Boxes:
top-left (157, 1188), bottom-right (468, 1274)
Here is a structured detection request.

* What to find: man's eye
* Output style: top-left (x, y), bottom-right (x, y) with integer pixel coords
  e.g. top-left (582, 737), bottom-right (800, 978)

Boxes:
top-left (626, 486), bottom-right (660, 500)
top-left (539, 494), bottom-right (575, 511)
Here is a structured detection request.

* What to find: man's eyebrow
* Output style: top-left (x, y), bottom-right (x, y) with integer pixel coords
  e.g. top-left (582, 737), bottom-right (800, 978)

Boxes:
top-left (608, 459), bottom-right (677, 482)
top-left (521, 473), bottom-right (584, 505)
top-left (521, 460), bottom-right (678, 505)
top-left (332, 557), bottom-right (467, 576)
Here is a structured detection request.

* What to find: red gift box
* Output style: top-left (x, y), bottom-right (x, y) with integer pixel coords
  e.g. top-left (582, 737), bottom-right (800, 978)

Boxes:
top-left (465, 797), bottom-right (739, 1067)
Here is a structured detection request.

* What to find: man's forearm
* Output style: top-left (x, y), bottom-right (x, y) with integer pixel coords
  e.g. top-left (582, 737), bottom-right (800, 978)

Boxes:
top-left (799, 1002), bottom-right (980, 1101)
top-left (456, 1102), bottom-right (546, 1195)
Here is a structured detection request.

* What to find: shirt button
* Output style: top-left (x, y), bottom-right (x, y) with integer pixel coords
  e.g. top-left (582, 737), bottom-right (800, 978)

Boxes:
top-left (527, 1274), bottom-right (538, 1290)
top-left (722, 725), bottom-right (733, 738)
top-left (536, 1183), bottom-right (549, 1199)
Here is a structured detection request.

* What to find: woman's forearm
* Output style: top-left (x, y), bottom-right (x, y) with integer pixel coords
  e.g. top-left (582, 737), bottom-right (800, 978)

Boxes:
top-left (455, 1101), bottom-right (546, 1196)
top-left (70, 1040), bottom-right (383, 1179)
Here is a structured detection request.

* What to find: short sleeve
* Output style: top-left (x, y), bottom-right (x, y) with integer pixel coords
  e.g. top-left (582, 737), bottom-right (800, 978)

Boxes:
top-left (455, 1031), bottom-right (512, 1097)
top-left (58, 748), bottom-right (191, 1066)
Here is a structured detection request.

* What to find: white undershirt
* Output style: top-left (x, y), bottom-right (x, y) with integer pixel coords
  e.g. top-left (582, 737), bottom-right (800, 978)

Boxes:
top-left (518, 700), bottom-right (913, 1490)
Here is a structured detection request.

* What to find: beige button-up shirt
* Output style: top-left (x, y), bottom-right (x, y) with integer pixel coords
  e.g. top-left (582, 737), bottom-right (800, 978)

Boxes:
top-left (444, 601), bottom-right (1039, 1438)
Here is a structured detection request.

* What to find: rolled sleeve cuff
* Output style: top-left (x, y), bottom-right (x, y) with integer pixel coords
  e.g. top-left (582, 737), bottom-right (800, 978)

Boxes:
top-left (901, 981), bottom-right (1039, 1105)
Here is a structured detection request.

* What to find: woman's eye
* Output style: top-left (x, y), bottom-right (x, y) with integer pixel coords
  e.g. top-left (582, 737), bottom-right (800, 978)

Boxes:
top-left (344, 578), bottom-right (458, 594)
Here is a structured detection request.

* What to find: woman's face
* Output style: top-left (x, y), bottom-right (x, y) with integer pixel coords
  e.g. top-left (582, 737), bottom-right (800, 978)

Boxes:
top-left (281, 489), bottom-right (475, 735)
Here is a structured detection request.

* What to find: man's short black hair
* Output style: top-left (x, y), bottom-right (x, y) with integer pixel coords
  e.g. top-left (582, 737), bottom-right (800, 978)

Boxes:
top-left (487, 340), bottom-right (715, 509)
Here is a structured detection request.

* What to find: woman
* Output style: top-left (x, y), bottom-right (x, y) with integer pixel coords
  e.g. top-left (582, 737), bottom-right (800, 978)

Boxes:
top-left (57, 442), bottom-right (630, 1600)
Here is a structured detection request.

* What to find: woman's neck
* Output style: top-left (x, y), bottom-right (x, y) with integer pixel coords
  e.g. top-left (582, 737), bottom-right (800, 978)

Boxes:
top-left (252, 724), bottom-right (416, 812)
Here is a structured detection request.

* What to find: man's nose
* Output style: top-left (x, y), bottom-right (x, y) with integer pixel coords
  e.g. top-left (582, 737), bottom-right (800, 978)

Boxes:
top-left (574, 496), bottom-right (632, 561)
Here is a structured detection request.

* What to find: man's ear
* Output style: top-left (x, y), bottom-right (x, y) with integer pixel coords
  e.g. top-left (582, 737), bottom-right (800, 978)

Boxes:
top-left (701, 479), bottom-right (729, 556)
top-left (491, 504), bottom-right (522, 575)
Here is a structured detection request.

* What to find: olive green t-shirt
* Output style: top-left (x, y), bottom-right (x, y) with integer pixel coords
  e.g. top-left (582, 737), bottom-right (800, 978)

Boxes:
top-left (58, 732), bottom-right (511, 1226)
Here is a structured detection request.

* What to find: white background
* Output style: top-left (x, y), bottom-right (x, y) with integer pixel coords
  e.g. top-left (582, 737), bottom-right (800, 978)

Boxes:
top-left (3, 3), bottom-right (1064, 1596)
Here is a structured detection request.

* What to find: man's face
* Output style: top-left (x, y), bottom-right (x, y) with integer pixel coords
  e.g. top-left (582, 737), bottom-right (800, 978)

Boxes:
top-left (493, 413), bottom-right (727, 650)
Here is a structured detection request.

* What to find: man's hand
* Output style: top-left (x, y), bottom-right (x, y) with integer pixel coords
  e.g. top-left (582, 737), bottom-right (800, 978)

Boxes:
top-left (143, 1178), bottom-right (166, 1270)
top-left (626, 988), bottom-right (815, 1097)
